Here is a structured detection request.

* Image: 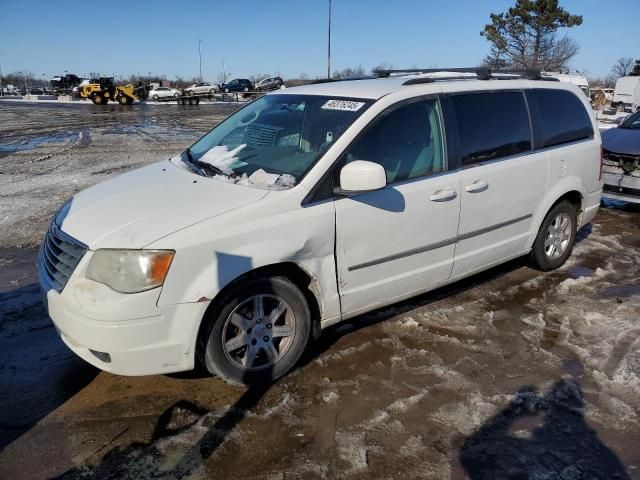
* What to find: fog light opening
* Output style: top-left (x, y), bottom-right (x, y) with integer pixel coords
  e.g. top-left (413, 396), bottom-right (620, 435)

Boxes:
top-left (89, 349), bottom-right (112, 363)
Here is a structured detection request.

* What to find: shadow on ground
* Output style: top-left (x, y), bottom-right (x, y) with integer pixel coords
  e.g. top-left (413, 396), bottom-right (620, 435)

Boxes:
top-left (460, 378), bottom-right (630, 479)
top-left (0, 276), bottom-right (99, 451)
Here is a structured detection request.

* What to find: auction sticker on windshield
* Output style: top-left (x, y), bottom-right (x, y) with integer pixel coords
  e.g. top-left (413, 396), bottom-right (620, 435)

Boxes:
top-left (321, 99), bottom-right (366, 112)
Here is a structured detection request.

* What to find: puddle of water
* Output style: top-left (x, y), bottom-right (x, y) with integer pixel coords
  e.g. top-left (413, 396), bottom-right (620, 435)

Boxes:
top-left (0, 131), bottom-right (80, 153)
top-left (602, 284), bottom-right (640, 298)
top-left (567, 266), bottom-right (594, 279)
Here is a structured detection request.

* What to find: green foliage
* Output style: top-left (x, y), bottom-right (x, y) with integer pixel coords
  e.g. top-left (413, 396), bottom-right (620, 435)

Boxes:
top-left (481, 0), bottom-right (583, 71)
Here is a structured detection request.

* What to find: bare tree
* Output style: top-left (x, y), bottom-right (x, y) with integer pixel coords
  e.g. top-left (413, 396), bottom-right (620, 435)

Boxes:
top-left (216, 71), bottom-right (230, 85)
top-left (371, 62), bottom-right (393, 75)
top-left (332, 65), bottom-right (366, 79)
top-left (611, 57), bottom-right (635, 79)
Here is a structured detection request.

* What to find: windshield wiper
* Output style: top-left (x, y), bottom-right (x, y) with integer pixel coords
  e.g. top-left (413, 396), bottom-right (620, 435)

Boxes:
top-left (183, 148), bottom-right (227, 177)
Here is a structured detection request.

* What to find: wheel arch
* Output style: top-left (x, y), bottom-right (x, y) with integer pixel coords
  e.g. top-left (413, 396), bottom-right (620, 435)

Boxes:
top-left (527, 183), bottom-right (585, 248)
top-left (193, 261), bottom-right (324, 366)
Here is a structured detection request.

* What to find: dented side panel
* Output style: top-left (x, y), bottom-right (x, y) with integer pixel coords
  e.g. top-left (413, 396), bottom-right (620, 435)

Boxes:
top-left (150, 190), bottom-right (340, 322)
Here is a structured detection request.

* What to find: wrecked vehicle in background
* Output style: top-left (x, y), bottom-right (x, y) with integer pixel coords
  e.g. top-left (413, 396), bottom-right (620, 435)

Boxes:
top-left (602, 110), bottom-right (640, 203)
top-left (39, 71), bottom-right (602, 387)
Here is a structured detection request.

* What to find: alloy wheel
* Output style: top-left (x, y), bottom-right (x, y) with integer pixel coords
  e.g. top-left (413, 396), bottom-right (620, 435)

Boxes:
top-left (221, 294), bottom-right (295, 371)
top-left (544, 213), bottom-right (571, 258)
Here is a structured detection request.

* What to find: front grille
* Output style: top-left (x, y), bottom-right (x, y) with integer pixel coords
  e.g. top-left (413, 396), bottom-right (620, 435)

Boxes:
top-left (40, 222), bottom-right (87, 292)
top-left (243, 123), bottom-right (283, 147)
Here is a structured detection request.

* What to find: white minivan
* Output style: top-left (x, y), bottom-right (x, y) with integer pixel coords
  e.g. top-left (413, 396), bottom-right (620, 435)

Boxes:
top-left (39, 70), bottom-right (603, 385)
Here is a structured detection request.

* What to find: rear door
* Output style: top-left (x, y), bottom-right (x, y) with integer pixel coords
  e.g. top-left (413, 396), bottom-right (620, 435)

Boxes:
top-left (335, 97), bottom-right (461, 315)
top-left (445, 91), bottom-right (548, 277)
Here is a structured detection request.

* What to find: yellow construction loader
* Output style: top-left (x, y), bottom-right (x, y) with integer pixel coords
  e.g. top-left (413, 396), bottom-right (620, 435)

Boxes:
top-left (80, 77), bottom-right (137, 105)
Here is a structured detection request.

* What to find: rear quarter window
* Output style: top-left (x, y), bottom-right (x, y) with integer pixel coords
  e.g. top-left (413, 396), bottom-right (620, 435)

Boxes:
top-left (451, 91), bottom-right (532, 166)
top-left (529, 89), bottom-right (594, 148)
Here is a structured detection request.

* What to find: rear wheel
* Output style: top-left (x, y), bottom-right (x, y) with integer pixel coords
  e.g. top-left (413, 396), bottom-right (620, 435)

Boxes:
top-left (198, 276), bottom-right (311, 386)
top-left (152, 94), bottom-right (159, 101)
top-left (117, 95), bottom-right (128, 105)
top-left (617, 103), bottom-right (626, 113)
top-left (530, 200), bottom-right (577, 271)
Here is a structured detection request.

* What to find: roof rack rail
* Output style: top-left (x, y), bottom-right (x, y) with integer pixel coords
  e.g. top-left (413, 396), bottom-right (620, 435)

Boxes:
top-left (375, 67), bottom-right (492, 80)
top-left (310, 75), bottom-right (376, 85)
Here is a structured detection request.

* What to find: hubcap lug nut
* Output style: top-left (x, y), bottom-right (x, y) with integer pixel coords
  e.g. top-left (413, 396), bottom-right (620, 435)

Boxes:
top-left (257, 318), bottom-right (262, 324)
top-left (251, 339), bottom-right (257, 346)
top-left (266, 323), bottom-right (272, 329)
top-left (263, 336), bottom-right (269, 342)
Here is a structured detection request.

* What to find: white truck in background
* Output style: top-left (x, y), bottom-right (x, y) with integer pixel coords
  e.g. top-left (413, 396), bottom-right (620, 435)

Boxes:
top-left (542, 72), bottom-right (590, 99)
top-left (612, 76), bottom-right (640, 113)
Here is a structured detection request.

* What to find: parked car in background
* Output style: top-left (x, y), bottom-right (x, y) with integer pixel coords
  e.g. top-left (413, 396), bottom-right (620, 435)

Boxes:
top-left (612, 76), bottom-right (640, 113)
top-left (149, 86), bottom-right (181, 100)
top-left (221, 78), bottom-right (253, 93)
top-left (185, 82), bottom-right (220, 95)
top-left (255, 76), bottom-right (285, 92)
top-left (39, 71), bottom-right (602, 386)
top-left (602, 110), bottom-right (640, 203)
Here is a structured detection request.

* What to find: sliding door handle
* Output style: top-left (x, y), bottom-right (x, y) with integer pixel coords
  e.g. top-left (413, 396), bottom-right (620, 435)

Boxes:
top-left (430, 188), bottom-right (457, 202)
top-left (465, 180), bottom-right (489, 193)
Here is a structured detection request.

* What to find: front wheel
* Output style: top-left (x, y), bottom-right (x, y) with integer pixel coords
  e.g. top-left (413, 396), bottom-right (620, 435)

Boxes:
top-left (530, 200), bottom-right (577, 271)
top-left (152, 94), bottom-right (159, 100)
top-left (198, 276), bottom-right (311, 386)
top-left (617, 103), bottom-right (626, 113)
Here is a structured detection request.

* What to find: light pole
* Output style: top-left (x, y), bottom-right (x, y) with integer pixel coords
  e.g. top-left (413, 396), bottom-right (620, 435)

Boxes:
top-left (198, 39), bottom-right (203, 82)
top-left (327, 0), bottom-right (332, 79)
top-left (0, 54), bottom-right (3, 97)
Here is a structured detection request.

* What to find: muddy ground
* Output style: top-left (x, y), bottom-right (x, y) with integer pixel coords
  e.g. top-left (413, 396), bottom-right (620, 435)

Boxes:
top-left (1, 102), bottom-right (639, 480)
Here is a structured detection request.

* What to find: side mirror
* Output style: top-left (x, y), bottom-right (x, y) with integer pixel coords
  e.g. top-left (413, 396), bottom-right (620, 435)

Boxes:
top-left (338, 160), bottom-right (386, 194)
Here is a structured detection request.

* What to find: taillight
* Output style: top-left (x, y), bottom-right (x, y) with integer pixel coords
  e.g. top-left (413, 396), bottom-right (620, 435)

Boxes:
top-left (599, 144), bottom-right (604, 181)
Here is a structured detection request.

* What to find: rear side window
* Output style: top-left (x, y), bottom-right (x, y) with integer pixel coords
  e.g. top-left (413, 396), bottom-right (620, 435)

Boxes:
top-left (451, 92), bottom-right (531, 166)
top-left (530, 89), bottom-right (593, 148)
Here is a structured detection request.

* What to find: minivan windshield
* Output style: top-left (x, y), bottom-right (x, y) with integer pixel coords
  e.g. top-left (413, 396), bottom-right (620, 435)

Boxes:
top-left (620, 111), bottom-right (640, 130)
top-left (177, 94), bottom-right (373, 189)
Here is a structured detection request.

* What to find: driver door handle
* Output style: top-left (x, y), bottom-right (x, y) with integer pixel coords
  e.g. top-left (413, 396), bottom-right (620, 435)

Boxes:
top-left (465, 180), bottom-right (489, 193)
top-left (430, 188), bottom-right (457, 202)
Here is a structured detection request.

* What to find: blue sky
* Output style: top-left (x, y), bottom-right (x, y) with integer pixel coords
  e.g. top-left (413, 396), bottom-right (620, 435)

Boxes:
top-left (0, 0), bottom-right (637, 81)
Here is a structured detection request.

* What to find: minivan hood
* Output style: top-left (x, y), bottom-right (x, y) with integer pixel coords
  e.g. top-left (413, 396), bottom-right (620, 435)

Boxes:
top-left (602, 127), bottom-right (640, 156)
top-left (58, 160), bottom-right (269, 249)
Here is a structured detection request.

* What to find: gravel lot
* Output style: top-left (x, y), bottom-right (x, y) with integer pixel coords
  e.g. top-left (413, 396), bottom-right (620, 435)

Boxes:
top-left (0, 101), bottom-right (639, 479)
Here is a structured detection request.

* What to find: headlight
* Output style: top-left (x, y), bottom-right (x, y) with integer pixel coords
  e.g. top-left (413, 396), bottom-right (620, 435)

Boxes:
top-left (86, 250), bottom-right (174, 293)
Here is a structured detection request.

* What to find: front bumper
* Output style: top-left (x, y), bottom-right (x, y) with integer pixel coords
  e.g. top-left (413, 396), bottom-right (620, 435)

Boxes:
top-left (38, 257), bottom-right (209, 376)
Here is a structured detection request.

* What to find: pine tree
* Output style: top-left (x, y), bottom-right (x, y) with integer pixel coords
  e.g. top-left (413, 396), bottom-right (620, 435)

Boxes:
top-left (481, 0), bottom-right (583, 71)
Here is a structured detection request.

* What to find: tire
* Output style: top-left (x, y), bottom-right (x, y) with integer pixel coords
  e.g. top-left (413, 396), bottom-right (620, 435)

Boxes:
top-left (243, 87), bottom-right (249, 92)
top-left (530, 200), bottom-right (577, 271)
top-left (174, 92), bottom-right (180, 98)
top-left (209, 88), bottom-right (215, 94)
top-left (152, 94), bottom-right (159, 101)
top-left (117, 95), bottom-right (128, 105)
top-left (91, 94), bottom-right (105, 105)
top-left (224, 88), bottom-right (229, 93)
top-left (198, 276), bottom-right (311, 386)
top-left (617, 103), bottom-right (626, 113)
